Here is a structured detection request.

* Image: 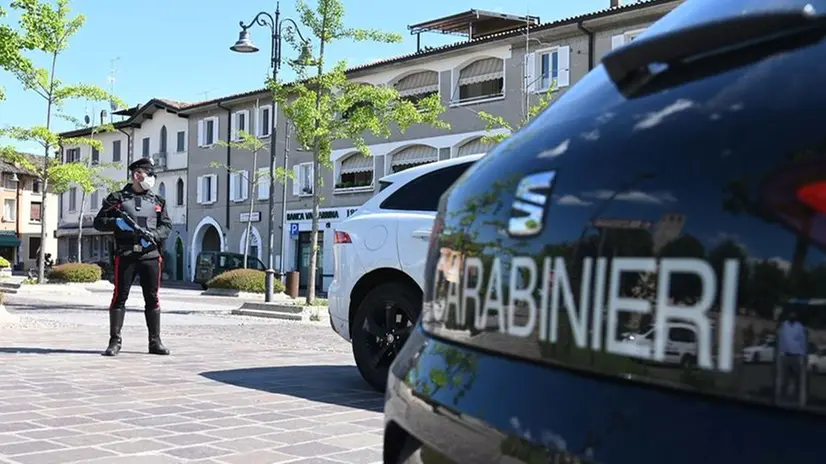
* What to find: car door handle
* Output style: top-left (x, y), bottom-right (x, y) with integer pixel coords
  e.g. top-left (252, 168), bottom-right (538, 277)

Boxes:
top-left (412, 229), bottom-right (431, 240)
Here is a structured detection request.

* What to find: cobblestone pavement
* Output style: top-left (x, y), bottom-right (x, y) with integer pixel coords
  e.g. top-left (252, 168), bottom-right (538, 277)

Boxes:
top-left (0, 302), bottom-right (384, 464)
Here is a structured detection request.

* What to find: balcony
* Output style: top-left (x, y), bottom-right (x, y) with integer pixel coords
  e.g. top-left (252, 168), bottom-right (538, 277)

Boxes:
top-left (152, 152), bottom-right (168, 171)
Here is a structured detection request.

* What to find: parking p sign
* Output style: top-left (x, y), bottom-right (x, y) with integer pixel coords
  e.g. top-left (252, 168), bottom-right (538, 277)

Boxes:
top-left (289, 223), bottom-right (299, 238)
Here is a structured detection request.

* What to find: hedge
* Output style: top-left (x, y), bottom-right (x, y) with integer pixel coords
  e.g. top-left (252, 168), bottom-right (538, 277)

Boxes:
top-left (207, 268), bottom-right (284, 294)
top-left (47, 263), bottom-right (102, 283)
top-left (0, 256), bottom-right (9, 268)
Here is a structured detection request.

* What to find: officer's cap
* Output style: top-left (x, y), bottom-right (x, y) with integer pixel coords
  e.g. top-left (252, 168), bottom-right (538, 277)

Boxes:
top-left (128, 157), bottom-right (155, 175)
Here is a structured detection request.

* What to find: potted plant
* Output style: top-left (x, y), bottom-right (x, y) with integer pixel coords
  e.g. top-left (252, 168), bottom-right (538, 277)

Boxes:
top-left (0, 256), bottom-right (12, 278)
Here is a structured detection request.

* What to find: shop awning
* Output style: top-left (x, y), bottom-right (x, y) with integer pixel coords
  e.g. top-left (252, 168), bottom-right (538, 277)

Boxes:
top-left (0, 230), bottom-right (20, 247)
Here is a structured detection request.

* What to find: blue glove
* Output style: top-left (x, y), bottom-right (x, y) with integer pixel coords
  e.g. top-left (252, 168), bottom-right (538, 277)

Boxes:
top-left (115, 218), bottom-right (133, 231)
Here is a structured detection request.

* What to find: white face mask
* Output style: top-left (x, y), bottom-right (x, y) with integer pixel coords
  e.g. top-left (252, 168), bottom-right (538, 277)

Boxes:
top-left (139, 175), bottom-right (156, 191)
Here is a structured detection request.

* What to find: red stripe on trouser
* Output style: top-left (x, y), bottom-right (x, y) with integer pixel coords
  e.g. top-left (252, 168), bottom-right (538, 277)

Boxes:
top-left (153, 256), bottom-right (162, 310)
top-left (109, 256), bottom-right (120, 309)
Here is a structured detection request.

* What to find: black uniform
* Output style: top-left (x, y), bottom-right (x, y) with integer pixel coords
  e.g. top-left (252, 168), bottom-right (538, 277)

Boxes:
top-left (93, 158), bottom-right (172, 356)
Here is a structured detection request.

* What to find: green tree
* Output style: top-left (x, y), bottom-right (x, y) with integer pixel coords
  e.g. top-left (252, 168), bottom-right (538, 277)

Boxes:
top-left (269, 0), bottom-right (449, 304)
top-left (0, 0), bottom-right (124, 282)
top-left (209, 125), bottom-right (289, 269)
top-left (476, 82), bottom-right (556, 145)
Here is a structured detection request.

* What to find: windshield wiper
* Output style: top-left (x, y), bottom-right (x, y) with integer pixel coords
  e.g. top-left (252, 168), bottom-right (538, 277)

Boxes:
top-left (602, 10), bottom-right (826, 98)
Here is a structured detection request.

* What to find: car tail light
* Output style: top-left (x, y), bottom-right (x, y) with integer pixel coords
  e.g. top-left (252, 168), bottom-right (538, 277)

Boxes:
top-left (797, 181), bottom-right (826, 213)
top-left (334, 230), bottom-right (352, 244)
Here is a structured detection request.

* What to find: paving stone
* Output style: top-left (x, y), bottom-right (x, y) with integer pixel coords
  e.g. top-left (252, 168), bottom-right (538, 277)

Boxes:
top-left (10, 446), bottom-right (117, 464)
top-left (216, 449), bottom-right (298, 463)
top-left (273, 441), bottom-right (350, 458)
top-left (327, 447), bottom-right (384, 463)
top-left (162, 445), bottom-right (234, 460)
top-left (320, 432), bottom-right (383, 449)
top-left (101, 438), bottom-right (172, 454)
top-left (0, 439), bottom-right (65, 455)
top-left (1, 303), bottom-right (385, 462)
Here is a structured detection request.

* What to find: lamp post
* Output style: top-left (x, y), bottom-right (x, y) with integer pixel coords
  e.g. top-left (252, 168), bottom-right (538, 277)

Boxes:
top-left (230, 2), bottom-right (312, 302)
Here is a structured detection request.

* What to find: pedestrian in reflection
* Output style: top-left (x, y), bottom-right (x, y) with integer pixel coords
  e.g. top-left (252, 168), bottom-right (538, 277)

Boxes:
top-left (777, 309), bottom-right (808, 404)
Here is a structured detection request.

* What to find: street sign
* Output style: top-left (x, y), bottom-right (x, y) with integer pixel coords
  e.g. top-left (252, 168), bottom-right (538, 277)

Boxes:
top-left (289, 223), bottom-right (299, 238)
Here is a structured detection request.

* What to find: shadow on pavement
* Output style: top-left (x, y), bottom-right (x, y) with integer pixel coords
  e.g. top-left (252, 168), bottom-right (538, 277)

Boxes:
top-left (200, 365), bottom-right (383, 410)
top-left (0, 346), bottom-right (106, 355)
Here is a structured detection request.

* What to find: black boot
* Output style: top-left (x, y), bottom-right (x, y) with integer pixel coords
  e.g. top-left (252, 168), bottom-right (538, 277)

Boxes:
top-left (145, 308), bottom-right (170, 355)
top-left (102, 308), bottom-right (125, 356)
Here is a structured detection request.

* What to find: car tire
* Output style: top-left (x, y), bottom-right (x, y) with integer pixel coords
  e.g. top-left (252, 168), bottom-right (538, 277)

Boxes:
top-left (352, 282), bottom-right (421, 393)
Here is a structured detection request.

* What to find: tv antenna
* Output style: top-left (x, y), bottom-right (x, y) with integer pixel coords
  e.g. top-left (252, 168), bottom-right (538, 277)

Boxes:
top-left (107, 57), bottom-right (121, 120)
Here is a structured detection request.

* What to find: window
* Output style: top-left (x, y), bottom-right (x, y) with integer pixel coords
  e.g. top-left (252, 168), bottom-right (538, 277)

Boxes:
top-left (257, 167), bottom-right (270, 200)
top-left (380, 161), bottom-right (475, 212)
top-left (112, 140), bottom-right (121, 162)
top-left (90, 190), bottom-right (99, 209)
top-left (176, 178), bottom-right (185, 206)
top-left (160, 126), bottom-right (168, 154)
top-left (198, 117), bottom-right (219, 146)
top-left (176, 130), bottom-right (186, 152)
top-left (611, 28), bottom-right (647, 50)
top-left (30, 200), bottom-right (43, 221)
top-left (142, 137), bottom-right (150, 158)
top-left (526, 47), bottom-right (570, 92)
top-left (232, 110), bottom-right (249, 140)
top-left (92, 147), bottom-right (100, 165)
top-left (293, 162), bottom-right (313, 196)
top-left (32, 180), bottom-right (40, 194)
top-left (68, 187), bottom-right (77, 211)
top-left (337, 153), bottom-right (373, 189)
top-left (158, 182), bottom-right (166, 199)
top-left (197, 174), bottom-right (218, 204)
top-left (257, 105), bottom-right (272, 138)
top-left (65, 148), bottom-right (80, 163)
top-left (3, 199), bottom-right (15, 221)
top-left (669, 327), bottom-right (697, 343)
top-left (455, 57), bottom-right (504, 104)
top-left (28, 237), bottom-right (40, 259)
top-left (3, 173), bottom-right (16, 189)
top-left (230, 171), bottom-right (249, 202)
top-left (394, 71), bottom-right (439, 108)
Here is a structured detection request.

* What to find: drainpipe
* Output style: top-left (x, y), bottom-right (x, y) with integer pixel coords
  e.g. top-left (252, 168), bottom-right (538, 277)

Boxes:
top-left (117, 127), bottom-right (133, 182)
top-left (216, 101), bottom-right (232, 231)
top-left (577, 21), bottom-right (595, 71)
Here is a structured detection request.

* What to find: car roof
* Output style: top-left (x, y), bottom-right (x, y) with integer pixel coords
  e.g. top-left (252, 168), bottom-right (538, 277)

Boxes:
top-left (344, 154), bottom-right (485, 217)
top-left (379, 153), bottom-right (485, 185)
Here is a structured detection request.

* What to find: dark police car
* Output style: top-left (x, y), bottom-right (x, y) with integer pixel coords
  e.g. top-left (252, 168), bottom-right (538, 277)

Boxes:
top-left (383, 0), bottom-right (826, 462)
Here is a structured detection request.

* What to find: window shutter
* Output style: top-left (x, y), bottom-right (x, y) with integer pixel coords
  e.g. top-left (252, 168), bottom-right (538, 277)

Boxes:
top-left (611, 34), bottom-right (625, 50)
top-left (197, 120), bottom-right (205, 147)
top-left (241, 110), bottom-right (250, 136)
top-left (525, 52), bottom-right (536, 93)
top-left (213, 118), bottom-right (219, 143)
top-left (308, 164), bottom-right (314, 195)
top-left (229, 172), bottom-right (237, 201)
top-left (210, 174), bottom-right (218, 203)
top-left (196, 175), bottom-right (203, 203)
top-left (292, 165), bottom-right (300, 196)
top-left (230, 113), bottom-right (237, 141)
top-left (258, 167), bottom-right (269, 200)
top-left (557, 46), bottom-right (570, 88)
top-left (241, 170), bottom-right (249, 200)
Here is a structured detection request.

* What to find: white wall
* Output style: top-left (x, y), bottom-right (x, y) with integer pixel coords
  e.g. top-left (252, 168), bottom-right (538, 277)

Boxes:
top-left (60, 128), bottom-right (127, 226)
top-left (133, 109), bottom-right (188, 170)
top-left (155, 171), bottom-right (186, 225)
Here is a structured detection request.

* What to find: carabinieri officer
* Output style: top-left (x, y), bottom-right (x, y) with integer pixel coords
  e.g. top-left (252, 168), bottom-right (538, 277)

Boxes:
top-left (93, 157), bottom-right (172, 357)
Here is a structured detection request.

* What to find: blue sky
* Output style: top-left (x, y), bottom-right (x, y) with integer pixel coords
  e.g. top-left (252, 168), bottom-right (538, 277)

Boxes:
top-left (0, 0), bottom-right (611, 154)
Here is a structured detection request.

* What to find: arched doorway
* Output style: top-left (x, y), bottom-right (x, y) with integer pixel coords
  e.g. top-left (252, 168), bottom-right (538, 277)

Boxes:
top-left (239, 226), bottom-right (262, 263)
top-left (190, 216), bottom-right (225, 280)
top-left (175, 237), bottom-right (184, 280)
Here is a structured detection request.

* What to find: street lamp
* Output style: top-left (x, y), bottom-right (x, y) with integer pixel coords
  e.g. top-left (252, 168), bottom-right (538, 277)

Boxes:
top-left (231, 2), bottom-right (312, 303)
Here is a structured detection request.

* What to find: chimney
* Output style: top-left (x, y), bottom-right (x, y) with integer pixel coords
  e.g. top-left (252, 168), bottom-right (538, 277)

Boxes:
top-left (610, 0), bottom-right (620, 7)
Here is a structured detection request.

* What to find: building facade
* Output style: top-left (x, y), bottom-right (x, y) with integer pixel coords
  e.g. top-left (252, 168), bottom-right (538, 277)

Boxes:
top-left (182, 0), bottom-right (682, 290)
top-left (0, 154), bottom-right (58, 270)
top-left (57, 99), bottom-right (191, 280)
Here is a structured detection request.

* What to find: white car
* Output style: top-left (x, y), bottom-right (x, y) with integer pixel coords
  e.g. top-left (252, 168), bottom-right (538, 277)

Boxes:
top-left (618, 322), bottom-right (701, 367)
top-left (328, 154), bottom-right (483, 391)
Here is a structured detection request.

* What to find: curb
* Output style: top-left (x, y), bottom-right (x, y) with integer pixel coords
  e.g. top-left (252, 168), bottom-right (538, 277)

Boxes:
top-left (233, 301), bottom-right (328, 323)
